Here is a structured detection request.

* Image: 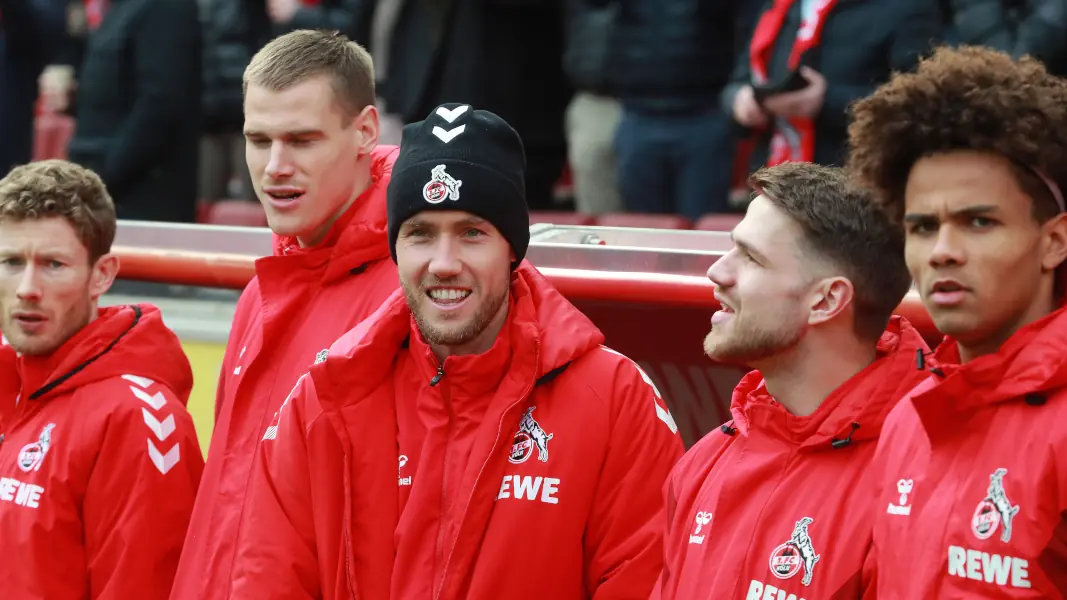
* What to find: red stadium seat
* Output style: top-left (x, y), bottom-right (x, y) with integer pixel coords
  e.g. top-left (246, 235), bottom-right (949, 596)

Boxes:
top-left (205, 199), bottom-right (268, 227)
top-left (694, 213), bottom-right (743, 231)
top-left (529, 211), bottom-right (596, 226)
top-left (597, 213), bottom-right (693, 230)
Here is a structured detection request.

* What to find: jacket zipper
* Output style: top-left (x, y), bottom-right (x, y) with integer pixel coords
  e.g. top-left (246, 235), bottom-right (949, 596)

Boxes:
top-left (434, 342), bottom-right (539, 600)
top-left (430, 364), bottom-right (445, 387)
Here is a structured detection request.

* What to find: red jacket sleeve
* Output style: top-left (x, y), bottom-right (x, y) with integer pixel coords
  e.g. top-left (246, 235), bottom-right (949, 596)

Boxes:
top-left (583, 356), bottom-right (685, 599)
top-left (229, 373), bottom-right (321, 600)
top-left (82, 379), bottom-right (203, 600)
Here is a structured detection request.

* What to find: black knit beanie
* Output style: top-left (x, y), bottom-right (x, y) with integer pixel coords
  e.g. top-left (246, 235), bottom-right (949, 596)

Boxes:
top-left (387, 103), bottom-right (530, 267)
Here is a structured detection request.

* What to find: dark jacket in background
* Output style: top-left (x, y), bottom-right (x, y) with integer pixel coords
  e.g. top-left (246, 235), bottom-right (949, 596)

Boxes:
top-left (0, 0), bottom-right (67, 176)
top-left (950, 0), bottom-right (1067, 74)
top-left (378, 0), bottom-right (569, 151)
top-left (375, 0), bottom-right (570, 209)
top-left (596, 0), bottom-right (737, 115)
top-left (722, 0), bottom-right (941, 172)
top-left (562, 0), bottom-right (617, 95)
top-left (69, 0), bottom-right (201, 222)
top-left (201, 0), bottom-right (271, 133)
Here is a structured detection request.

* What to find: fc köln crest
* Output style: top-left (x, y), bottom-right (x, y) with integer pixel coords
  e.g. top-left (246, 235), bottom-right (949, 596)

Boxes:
top-left (972, 467), bottom-right (1020, 543)
top-left (422, 164), bottom-right (462, 204)
top-left (18, 423), bottom-right (56, 473)
top-left (768, 517), bottom-right (821, 587)
top-left (508, 406), bottom-right (553, 464)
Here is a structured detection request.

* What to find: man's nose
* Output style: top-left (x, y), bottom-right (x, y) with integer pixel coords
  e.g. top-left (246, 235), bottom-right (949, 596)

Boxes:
top-left (929, 226), bottom-right (966, 267)
top-left (265, 142), bottom-right (296, 179)
top-left (15, 264), bottom-right (42, 302)
top-left (427, 237), bottom-right (462, 278)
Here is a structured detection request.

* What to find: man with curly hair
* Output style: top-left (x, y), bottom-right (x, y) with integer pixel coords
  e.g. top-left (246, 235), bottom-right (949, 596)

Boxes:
top-left (847, 45), bottom-right (1067, 596)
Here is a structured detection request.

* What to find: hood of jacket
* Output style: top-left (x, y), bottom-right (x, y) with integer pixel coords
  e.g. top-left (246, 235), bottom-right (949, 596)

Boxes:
top-left (314, 261), bottom-right (606, 413)
top-left (919, 303), bottom-right (1067, 411)
top-left (727, 315), bottom-right (930, 451)
top-left (269, 145), bottom-right (399, 284)
top-left (10, 304), bottom-right (194, 405)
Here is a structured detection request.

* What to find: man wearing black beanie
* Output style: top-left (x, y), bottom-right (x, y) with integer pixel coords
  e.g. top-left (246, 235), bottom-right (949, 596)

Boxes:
top-left (229, 104), bottom-right (685, 600)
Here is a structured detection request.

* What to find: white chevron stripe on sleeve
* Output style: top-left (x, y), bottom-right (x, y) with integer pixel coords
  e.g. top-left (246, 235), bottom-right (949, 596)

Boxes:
top-left (141, 408), bottom-right (176, 441)
top-left (121, 374), bottom-right (155, 388)
top-left (147, 439), bottom-right (180, 475)
top-left (130, 386), bottom-right (167, 411)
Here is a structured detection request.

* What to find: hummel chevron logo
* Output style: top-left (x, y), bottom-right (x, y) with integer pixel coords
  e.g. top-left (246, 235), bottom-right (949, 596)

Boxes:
top-left (122, 374), bottom-right (155, 388)
top-left (435, 105), bottom-right (469, 122)
top-left (142, 408), bottom-right (176, 441)
top-left (147, 439), bottom-right (180, 475)
top-left (432, 125), bottom-right (466, 143)
top-left (129, 386), bottom-right (166, 411)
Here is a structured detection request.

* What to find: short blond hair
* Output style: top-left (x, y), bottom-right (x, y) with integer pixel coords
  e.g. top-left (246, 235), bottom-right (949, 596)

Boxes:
top-left (0, 160), bottom-right (116, 262)
top-left (243, 29), bottom-right (376, 120)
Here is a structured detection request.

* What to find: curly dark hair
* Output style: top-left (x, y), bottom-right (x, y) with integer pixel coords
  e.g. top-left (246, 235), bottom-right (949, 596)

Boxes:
top-left (847, 45), bottom-right (1067, 224)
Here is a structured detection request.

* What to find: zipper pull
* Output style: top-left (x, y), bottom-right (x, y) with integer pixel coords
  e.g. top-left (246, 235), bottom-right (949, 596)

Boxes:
top-left (429, 364), bottom-right (445, 387)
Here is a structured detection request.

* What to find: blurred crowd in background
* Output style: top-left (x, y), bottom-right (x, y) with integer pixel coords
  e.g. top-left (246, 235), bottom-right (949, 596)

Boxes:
top-left (2, 0), bottom-right (1065, 228)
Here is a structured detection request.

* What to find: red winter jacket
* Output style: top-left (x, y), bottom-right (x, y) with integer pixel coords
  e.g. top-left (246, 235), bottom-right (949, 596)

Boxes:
top-left (865, 306), bottom-right (1067, 598)
top-left (0, 304), bottom-right (202, 600)
top-left (171, 146), bottom-right (402, 600)
top-left (652, 316), bottom-right (930, 600)
top-left (228, 263), bottom-right (685, 600)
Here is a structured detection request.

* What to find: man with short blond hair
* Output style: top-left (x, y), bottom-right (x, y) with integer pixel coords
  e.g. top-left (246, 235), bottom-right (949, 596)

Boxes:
top-left (170, 29), bottom-right (403, 600)
top-left (242, 29), bottom-right (376, 116)
top-left (0, 159), bottom-right (203, 599)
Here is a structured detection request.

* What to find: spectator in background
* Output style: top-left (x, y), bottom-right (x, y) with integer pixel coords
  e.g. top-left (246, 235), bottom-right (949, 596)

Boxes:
top-left (725, 0), bottom-right (940, 175)
top-left (596, 0), bottom-right (739, 220)
top-left (949, 0), bottom-right (1067, 74)
top-left (198, 0), bottom-right (273, 204)
top-left (0, 0), bottom-right (67, 176)
top-left (562, 0), bottom-right (622, 215)
top-left (61, 0), bottom-right (202, 222)
top-left (371, 0), bottom-right (572, 211)
top-left (264, 0), bottom-right (362, 34)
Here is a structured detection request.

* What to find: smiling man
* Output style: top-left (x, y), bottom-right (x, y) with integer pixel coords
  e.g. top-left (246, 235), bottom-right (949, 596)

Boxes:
top-left (0, 160), bottom-right (202, 599)
top-left (171, 30), bottom-right (402, 600)
top-left (227, 103), bottom-right (684, 600)
top-left (848, 45), bottom-right (1067, 597)
top-left (652, 163), bottom-right (928, 600)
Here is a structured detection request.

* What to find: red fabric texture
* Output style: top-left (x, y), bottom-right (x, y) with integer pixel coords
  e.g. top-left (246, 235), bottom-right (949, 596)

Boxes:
top-left (866, 306), bottom-right (1067, 597)
top-left (0, 305), bottom-right (202, 599)
top-left (749, 0), bottom-right (839, 166)
top-left (228, 263), bottom-right (686, 600)
top-left (652, 316), bottom-right (929, 599)
top-left (170, 146), bottom-right (403, 600)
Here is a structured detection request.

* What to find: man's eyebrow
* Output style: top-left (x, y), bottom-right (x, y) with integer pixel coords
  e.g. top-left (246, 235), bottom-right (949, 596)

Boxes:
top-left (243, 129), bottom-right (324, 138)
top-left (903, 204), bottom-right (1000, 223)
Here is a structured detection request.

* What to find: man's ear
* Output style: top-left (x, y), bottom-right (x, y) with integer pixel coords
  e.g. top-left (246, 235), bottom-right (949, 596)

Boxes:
top-left (807, 276), bottom-right (854, 327)
top-left (353, 104), bottom-right (381, 159)
top-left (89, 254), bottom-right (119, 301)
top-left (1041, 212), bottom-right (1067, 272)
